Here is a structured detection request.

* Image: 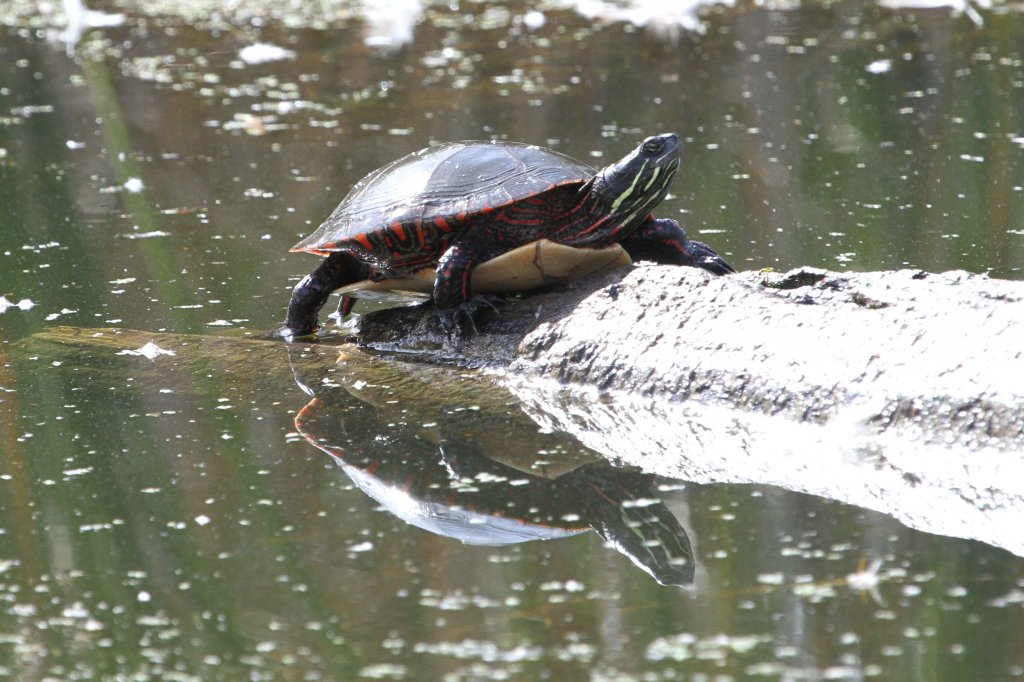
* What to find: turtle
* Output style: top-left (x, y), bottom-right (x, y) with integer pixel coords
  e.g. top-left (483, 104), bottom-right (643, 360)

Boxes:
top-left (283, 133), bottom-right (735, 337)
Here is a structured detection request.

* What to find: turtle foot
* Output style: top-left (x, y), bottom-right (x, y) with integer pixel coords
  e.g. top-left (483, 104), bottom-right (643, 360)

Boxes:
top-left (621, 219), bottom-right (736, 275)
top-left (277, 323), bottom-right (320, 341)
top-left (437, 295), bottom-right (504, 336)
top-left (686, 240), bottom-right (737, 275)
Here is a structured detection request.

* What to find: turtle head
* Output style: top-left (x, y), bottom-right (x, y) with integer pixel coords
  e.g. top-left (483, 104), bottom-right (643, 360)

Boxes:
top-left (589, 133), bottom-right (682, 227)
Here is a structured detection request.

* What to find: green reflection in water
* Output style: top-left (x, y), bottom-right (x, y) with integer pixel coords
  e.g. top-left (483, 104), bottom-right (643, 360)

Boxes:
top-left (0, 327), bottom-right (1020, 680)
top-left (1, 1), bottom-right (1024, 679)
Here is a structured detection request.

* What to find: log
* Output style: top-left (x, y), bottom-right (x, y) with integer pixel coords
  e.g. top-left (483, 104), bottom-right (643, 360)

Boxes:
top-left (16, 261), bottom-right (1024, 557)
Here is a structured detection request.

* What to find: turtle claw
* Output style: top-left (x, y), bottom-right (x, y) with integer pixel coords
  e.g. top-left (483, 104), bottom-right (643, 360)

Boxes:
top-left (686, 240), bottom-right (737, 275)
top-left (437, 295), bottom-right (504, 336)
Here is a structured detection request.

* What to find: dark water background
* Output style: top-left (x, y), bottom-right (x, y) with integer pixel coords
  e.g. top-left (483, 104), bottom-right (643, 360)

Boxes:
top-left (1, 1), bottom-right (1022, 679)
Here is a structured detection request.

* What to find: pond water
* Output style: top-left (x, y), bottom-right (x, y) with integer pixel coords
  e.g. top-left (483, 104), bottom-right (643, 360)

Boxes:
top-left (1, 0), bottom-right (1023, 679)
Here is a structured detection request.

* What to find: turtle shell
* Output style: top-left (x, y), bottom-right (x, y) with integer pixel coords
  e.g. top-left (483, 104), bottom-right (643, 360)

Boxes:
top-left (291, 141), bottom-right (597, 256)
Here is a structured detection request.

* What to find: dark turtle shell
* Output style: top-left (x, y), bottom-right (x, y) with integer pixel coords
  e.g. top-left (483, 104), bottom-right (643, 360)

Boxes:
top-left (291, 141), bottom-right (596, 256)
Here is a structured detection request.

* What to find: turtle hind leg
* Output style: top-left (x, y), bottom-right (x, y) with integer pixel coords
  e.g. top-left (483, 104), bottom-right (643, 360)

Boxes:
top-left (622, 218), bottom-right (736, 275)
top-left (439, 294), bottom-right (504, 335)
top-left (283, 251), bottom-right (370, 338)
top-left (433, 241), bottom-right (504, 335)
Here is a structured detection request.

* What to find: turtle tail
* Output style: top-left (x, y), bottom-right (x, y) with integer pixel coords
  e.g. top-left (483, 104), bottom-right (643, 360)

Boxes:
top-left (283, 252), bottom-right (370, 338)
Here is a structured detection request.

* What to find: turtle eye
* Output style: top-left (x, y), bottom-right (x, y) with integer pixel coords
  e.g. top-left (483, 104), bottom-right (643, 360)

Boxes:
top-left (642, 139), bottom-right (663, 155)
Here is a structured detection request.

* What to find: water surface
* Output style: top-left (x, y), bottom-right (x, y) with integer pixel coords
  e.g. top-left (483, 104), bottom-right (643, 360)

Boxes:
top-left (1, 1), bottom-right (1023, 679)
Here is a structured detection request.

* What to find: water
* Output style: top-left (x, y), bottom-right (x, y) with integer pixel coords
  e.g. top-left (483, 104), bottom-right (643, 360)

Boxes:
top-left (1, 1), bottom-right (1023, 679)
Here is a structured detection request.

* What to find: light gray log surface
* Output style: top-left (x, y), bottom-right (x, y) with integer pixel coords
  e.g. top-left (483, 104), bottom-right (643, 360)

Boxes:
top-left (510, 266), bottom-right (1024, 446)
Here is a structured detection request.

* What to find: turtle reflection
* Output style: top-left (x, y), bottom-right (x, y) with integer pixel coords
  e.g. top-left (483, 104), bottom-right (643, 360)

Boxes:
top-left (289, 346), bottom-right (695, 586)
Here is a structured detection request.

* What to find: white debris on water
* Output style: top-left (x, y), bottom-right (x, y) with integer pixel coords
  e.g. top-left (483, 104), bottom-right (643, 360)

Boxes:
top-left (523, 10), bottom-right (546, 29)
top-left (238, 43), bottom-right (295, 64)
top-left (0, 296), bottom-right (36, 314)
top-left (866, 59), bottom-right (893, 74)
top-left (117, 342), bottom-right (177, 360)
top-left (362, 0), bottom-right (422, 52)
top-left (60, 0), bottom-right (125, 52)
top-left (123, 177), bottom-right (145, 193)
top-left (878, 0), bottom-right (988, 25)
top-left (120, 230), bottom-right (171, 239)
top-left (563, 0), bottom-right (734, 35)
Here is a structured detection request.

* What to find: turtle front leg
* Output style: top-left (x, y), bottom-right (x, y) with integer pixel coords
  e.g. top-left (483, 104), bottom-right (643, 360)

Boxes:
top-left (622, 218), bottom-right (736, 275)
top-left (433, 242), bottom-right (502, 334)
top-left (283, 251), bottom-right (371, 338)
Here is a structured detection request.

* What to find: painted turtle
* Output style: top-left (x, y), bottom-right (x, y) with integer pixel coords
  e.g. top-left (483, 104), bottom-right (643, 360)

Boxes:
top-left (283, 133), bottom-right (734, 336)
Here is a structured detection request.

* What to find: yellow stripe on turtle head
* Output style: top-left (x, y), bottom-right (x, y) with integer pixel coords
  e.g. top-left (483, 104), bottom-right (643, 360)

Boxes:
top-left (609, 159), bottom-right (648, 216)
